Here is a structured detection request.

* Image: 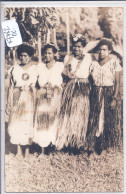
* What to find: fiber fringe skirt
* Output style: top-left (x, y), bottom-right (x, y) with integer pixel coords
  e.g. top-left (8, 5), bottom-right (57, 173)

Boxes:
top-left (56, 78), bottom-right (91, 150)
top-left (87, 86), bottom-right (122, 151)
top-left (33, 87), bottom-right (62, 147)
top-left (7, 87), bottom-right (34, 145)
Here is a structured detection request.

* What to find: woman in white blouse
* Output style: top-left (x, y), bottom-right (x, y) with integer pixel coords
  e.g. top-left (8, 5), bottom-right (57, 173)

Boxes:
top-left (87, 38), bottom-right (122, 155)
top-left (6, 44), bottom-right (38, 156)
top-left (33, 43), bottom-right (63, 154)
top-left (56, 34), bottom-right (92, 153)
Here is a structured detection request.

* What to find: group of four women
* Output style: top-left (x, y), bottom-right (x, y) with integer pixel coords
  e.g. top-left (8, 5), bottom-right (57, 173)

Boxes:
top-left (6, 34), bottom-right (122, 156)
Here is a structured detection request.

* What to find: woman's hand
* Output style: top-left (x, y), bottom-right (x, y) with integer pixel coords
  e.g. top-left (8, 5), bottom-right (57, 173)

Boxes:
top-left (53, 85), bottom-right (62, 94)
top-left (61, 82), bottom-right (66, 88)
top-left (5, 103), bottom-right (11, 115)
top-left (68, 72), bottom-right (78, 79)
top-left (111, 99), bottom-right (117, 108)
top-left (19, 85), bottom-right (27, 91)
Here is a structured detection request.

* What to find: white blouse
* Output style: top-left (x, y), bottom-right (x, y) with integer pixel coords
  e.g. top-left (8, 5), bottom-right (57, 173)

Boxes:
top-left (63, 53), bottom-right (92, 79)
top-left (90, 58), bottom-right (122, 86)
top-left (8, 64), bottom-right (38, 87)
top-left (37, 61), bottom-right (64, 88)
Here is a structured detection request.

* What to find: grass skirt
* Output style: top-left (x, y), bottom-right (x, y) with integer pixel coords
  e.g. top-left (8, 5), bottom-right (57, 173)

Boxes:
top-left (7, 87), bottom-right (34, 145)
top-left (33, 87), bottom-right (62, 147)
top-left (56, 78), bottom-right (90, 150)
top-left (87, 86), bottom-right (122, 151)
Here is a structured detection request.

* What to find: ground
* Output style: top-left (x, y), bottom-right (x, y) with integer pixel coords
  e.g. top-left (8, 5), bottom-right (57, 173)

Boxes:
top-left (5, 145), bottom-right (123, 192)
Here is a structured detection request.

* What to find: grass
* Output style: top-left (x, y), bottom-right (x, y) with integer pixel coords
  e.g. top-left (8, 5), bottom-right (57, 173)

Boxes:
top-left (5, 146), bottom-right (123, 192)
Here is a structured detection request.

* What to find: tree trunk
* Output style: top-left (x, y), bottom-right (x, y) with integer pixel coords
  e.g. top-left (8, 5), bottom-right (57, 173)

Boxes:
top-left (66, 9), bottom-right (70, 55)
top-left (38, 31), bottom-right (42, 63)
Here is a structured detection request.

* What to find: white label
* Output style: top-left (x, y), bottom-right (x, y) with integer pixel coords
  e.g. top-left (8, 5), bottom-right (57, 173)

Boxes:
top-left (2, 19), bottom-right (22, 47)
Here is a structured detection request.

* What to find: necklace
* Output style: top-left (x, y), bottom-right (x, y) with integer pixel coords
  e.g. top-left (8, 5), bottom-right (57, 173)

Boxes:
top-left (68, 55), bottom-right (84, 73)
top-left (20, 63), bottom-right (31, 81)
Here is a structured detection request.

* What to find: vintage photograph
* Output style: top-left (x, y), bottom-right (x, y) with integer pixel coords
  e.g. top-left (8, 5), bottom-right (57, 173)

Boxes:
top-left (3, 6), bottom-right (123, 192)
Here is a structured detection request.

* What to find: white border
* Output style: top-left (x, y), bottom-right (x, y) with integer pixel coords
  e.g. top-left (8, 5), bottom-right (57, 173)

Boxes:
top-left (1, 1), bottom-right (126, 7)
top-left (1, 1), bottom-right (126, 194)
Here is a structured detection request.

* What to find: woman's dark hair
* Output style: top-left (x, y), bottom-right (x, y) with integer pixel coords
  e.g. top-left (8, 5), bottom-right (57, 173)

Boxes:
top-left (42, 43), bottom-right (58, 54)
top-left (17, 44), bottom-right (34, 58)
top-left (72, 36), bottom-right (87, 47)
top-left (97, 38), bottom-right (113, 51)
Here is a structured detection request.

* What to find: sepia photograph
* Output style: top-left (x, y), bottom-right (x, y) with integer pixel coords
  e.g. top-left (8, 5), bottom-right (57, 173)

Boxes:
top-left (1, 2), bottom-right (124, 193)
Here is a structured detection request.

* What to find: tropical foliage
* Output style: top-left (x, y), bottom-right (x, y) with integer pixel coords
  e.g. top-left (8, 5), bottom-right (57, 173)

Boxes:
top-left (4, 7), bottom-right (123, 61)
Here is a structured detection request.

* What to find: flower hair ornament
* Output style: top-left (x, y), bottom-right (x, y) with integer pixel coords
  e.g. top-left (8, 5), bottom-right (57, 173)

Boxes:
top-left (72, 34), bottom-right (87, 47)
top-left (72, 34), bottom-right (86, 42)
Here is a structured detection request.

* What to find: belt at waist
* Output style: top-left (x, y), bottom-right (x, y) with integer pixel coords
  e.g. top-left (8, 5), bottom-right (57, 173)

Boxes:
top-left (62, 73), bottom-right (89, 83)
top-left (93, 85), bottom-right (114, 88)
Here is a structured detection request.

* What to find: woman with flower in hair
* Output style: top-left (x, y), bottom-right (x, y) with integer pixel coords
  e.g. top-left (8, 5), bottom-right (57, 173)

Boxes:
top-left (56, 34), bottom-right (92, 153)
top-left (6, 44), bottom-right (38, 156)
top-left (87, 38), bottom-right (122, 155)
top-left (33, 43), bottom-right (64, 153)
